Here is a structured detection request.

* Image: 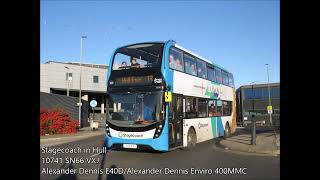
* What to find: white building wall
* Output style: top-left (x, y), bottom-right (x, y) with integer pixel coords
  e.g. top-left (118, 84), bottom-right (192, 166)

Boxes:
top-left (40, 62), bottom-right (107, 93)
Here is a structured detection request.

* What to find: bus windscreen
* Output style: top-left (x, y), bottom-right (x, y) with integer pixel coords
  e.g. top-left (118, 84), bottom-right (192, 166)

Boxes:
top-left (112, 43), bottom-right (164, 70)
top-left (108, 91), bottom-right (163, 126)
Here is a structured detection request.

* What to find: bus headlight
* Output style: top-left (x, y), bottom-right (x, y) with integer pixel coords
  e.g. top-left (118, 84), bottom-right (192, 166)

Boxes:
top-left (106, 124), bottom-right (111, 137)
top-left (153, 123), bottom-right (164, 139)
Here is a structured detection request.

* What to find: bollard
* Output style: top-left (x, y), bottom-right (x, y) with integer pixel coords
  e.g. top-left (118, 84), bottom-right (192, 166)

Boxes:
top-left (251, 115), bottom-right (256, 145)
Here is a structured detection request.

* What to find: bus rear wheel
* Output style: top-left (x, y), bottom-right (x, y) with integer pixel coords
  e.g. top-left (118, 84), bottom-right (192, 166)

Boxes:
top-left (186, 128), bottom-right (197, 150)
top-left (224, 123), bottom-right (231, 139)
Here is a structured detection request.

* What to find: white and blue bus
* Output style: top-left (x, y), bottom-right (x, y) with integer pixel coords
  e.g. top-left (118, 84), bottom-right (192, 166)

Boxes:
top-left (105, 40), bottom-right (236, 151)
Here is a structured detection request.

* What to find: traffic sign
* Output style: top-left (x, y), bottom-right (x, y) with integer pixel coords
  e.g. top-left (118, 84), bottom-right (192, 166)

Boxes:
top-left (268, 109), bottom-right (273, 114)
top-left (165, 92), bottom-right (172, 102)
top-left (267, 106), bottom-right (272, 111)
top-left (90, 100), bottom-right (97, 108)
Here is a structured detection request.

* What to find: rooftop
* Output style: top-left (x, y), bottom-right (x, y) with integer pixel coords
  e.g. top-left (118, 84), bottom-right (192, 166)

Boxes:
top-left (44, 60), bottom-right (108, 69)
top-left (238, 82), bottom-right (280, 89)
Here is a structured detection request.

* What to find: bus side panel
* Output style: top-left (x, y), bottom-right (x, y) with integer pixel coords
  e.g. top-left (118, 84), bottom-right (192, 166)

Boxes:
top-left (183, 118), bottom-right (215, 147)
top-left (212, 116), bottom-right (232, 138)
top-left (182, 117), bottom-right (230, 147)
top-left (172, 71), bottom-right (233, 101)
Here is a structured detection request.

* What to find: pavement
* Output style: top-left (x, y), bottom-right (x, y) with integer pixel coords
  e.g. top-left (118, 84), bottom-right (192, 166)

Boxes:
top-left (40, 126), bottom-right (105, 147)
top-left (40, 126), bottom-right (280, 180)
top-left (219, 127), bottom-right (280, 156)
top-left (40, 125), bottom-right (280, 157)
top-left (40, 134), bottom-right (280, 180)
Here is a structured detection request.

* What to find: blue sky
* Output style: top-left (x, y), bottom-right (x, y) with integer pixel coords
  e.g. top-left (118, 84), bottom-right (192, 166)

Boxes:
top-left (40, 1), bottom-right (279, 88)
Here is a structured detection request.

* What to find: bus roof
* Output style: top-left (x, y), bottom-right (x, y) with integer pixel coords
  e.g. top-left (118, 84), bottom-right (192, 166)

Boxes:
top-left (115, 41), bottom-right (166, 50)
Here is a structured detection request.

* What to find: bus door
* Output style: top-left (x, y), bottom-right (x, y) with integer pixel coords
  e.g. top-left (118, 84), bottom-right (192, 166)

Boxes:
top-left (169, 94), bottom-right (183, 148)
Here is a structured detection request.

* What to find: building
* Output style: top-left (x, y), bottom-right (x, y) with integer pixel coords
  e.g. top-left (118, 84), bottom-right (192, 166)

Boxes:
top-left (40, 61), bottom-right (108, 115)
top-left (236, 83), bottom-right (280, 128)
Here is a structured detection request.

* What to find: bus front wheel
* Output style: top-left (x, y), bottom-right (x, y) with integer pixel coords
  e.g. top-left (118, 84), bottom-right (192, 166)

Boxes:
top-left (186, 128), bottom-right (197, 150)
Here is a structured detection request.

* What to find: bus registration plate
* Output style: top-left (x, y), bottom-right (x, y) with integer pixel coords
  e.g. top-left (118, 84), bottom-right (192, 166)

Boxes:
top-left (123, 144), bottom-right (137, 149)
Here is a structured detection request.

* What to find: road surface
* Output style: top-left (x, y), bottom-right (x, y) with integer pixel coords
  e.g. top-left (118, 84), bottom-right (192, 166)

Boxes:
top-left (40, 134), bottom-right (279, 180)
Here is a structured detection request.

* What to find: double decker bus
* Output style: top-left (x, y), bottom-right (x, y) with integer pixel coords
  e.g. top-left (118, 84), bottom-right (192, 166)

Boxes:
top-left (105, 40), bottom-right (236, 151)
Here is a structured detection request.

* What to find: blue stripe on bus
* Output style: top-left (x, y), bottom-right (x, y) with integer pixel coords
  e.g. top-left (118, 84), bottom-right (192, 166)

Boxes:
top-left (163, 41), bottom-right (174, 92)
top-left (210, 117), bottom-right (217, 137)
top-left (217, 117), bottom-right (225, 137)
top-left (210, 117), bottom-right (224, 137)
top-left (106, 49), bottom-right (116, 83)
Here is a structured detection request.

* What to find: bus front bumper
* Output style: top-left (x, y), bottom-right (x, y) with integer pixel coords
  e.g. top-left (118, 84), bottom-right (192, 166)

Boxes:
top-left (105, 134), bottom-right (168, 152)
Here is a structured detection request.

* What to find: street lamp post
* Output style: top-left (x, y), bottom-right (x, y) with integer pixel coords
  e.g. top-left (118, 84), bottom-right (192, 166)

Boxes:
top-left (265, 64), bottom-right (278, 140)
top-left (78, 35), bottom-right (87, 129)
top-left (67, 81), bottom-right (69, 96)
top-left (64, 66), bottom-right (70, 96)
top-left (265, 64), bottom-right (273, 126)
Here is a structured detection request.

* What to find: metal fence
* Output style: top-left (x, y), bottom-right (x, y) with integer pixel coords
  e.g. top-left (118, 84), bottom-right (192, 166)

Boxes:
top-left (40, 92), bottom-right (89, 127)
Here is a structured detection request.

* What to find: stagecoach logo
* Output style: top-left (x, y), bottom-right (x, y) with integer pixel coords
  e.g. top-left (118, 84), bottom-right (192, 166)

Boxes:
top-left (154, 78), bottom-right (162, 84)
top-left (118, 132), bottom-right (143, 138)
top-left (198, 122), bottom-right (209, 129)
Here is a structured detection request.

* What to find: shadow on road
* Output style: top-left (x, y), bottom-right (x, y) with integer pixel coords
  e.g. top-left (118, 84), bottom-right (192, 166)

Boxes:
top-left (224, 139), bottom-right (252, 145)
top-left (55, 163), bottom-right (78, 180)
top-left (106, 165), bottom-right (125, 180)
top-left (238, 127), bottom-right (279, 134)
top-left (227, 136), bottom-right (251, 141)
top-left (97, 142), bottom-right (108, 180)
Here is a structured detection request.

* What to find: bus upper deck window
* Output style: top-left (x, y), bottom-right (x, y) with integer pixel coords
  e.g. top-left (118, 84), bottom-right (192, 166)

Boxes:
top-left (169, 48), bottom-right (184, 71)
top-left (196, 59), bottom-right (207, 79)
top-left (184, 55), bottom-right (197, 76)
top-left (215, 68), bottom-right (222, 83)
